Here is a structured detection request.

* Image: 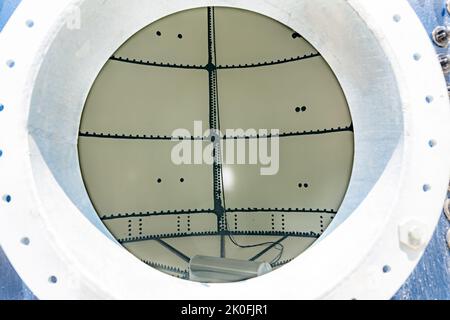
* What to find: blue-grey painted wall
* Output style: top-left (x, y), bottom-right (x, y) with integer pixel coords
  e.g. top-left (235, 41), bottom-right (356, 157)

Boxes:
top-left (393, 0), bottom-right (450, 300)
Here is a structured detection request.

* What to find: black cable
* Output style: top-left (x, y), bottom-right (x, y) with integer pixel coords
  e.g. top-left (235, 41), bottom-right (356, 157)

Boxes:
top-left (219, 165), bottom-right (285, 264)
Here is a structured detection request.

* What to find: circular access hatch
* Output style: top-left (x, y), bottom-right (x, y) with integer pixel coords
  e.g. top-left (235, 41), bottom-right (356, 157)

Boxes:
top-left (78, 6), bottom-right (354, 282)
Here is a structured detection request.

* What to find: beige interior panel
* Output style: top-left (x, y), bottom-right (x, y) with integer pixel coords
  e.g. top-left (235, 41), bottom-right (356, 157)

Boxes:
top-left (80, 62), bottom-right (208, 136)
top-left (79, 138), bottom-right (214, 214)
top-left (223, 132), bottom-right (354, 210)
top-left (105, 213), bottom-right (217, 240)
top-left (218, 60), bottom-right (351, 133)
top-left (114, 8), bottom-right (208, 66)
top-left (215, 7), bottom-right (317, 66)
top-left (226, 211), bottom-right (333, 235)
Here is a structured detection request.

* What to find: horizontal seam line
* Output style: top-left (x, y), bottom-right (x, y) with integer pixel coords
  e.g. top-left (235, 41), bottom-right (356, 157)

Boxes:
top-left (118, 231), bottom-right (321, 243)
top-left (79, 125), bottom-right (353, 141)
top-left (101, 208), bottom-right (336, 220)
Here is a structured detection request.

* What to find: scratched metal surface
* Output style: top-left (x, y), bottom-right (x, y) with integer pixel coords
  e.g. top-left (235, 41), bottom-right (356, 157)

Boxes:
top-left (0, 0), bottom-right (449, 300)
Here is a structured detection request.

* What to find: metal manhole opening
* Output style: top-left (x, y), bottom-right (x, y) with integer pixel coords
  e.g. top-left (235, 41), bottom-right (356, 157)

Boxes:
top-left (78, 6), bottom-right (354, 283)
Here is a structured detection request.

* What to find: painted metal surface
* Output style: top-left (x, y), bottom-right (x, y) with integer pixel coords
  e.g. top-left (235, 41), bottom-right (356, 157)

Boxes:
top-left (0, 0), bottom-right (18, 32)
top-left (8, 0), bottom-right (448, 300)
top-left (0, 247), bottom-right (34, 300)
top-left (0, 0), bottom-right (36, 302)
top-left (393, 0), bottom-right (450, 300)
top-left (0, 0), bottom-right (448, 300)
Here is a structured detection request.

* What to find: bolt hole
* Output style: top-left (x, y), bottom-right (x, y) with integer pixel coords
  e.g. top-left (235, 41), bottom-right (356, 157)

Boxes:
top-left (180, 178), bottom-right (185, 183)
top-left (157, 178), bottom-right (162, 184)
top-left (6, 60), bottom-right (15, 68)
top-left (48, 276), bottom-right (58, 284)
top-left (178, 34), bottom-right (183, 39)
top-left (428, 140), bottom-right (437, 148)
top-left (426, 96), bottom-right (434, 104)
top-left (423, 184), bottom-right (431, 192)
top-left (3, 195), bottom-right (12, 203)
top-left (292, 32), bottom-right (301, 39)
top-left (25, 20), bottom-right (34, 28)
top-left (382, 265), bottom-right (391, 273)
top-left (156, 31), bottom-right (162, 36)
top-left (20, 237), bottom-right (30, 246)
top-left (393, 14), bottom-right (401, 22)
